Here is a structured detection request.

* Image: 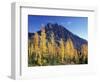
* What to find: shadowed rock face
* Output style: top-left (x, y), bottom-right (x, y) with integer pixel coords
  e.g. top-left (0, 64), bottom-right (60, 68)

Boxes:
top-left (28, 23), bottom-right (88, 50)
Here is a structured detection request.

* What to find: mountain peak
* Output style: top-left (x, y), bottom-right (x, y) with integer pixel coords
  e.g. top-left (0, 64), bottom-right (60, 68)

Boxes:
top-left (29, 23), bottom-right (87, 50)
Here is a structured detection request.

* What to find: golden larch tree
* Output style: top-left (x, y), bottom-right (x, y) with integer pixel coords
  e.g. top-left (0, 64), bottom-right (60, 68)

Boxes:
top-left (81, 44), bottom-right (88, 61)
top-left (40, 25), bottom-right (47, 55)
top-left (37, 51), bottom-right (42, 65)
top-left (28, 39), bottom-right (33, 56)
top-left (60, 39), bottom-right (65, 63)
top-left (74, 48), bottom-right (79, 63)
top-left (50, 32), bottom-right (56, 56)
top-left (33, 32), bottom-right (39, 52)
top-left (65, 38), bottom-right (75, 60)
top-left (47, 42), bottom-right (52, 55)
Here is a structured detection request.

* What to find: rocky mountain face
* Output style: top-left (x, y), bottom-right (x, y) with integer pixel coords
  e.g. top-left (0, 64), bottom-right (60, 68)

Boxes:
top-left (28, 23), bottom-right (87, 50)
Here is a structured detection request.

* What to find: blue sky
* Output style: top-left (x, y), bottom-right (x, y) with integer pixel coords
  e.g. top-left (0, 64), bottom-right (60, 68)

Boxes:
top-left (28, 15), bottom-right (88, 40)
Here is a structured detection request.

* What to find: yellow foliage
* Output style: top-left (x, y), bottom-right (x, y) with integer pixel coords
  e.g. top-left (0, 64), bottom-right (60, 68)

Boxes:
top-left (40, 26), bottom-right (47, 54)
top-left (81, 44), bottom-right (88, 59)
top-left (65, 38), bottom-right (75, 59)
top-left (37, 51), bottom-right (42, 65)
top-left (48, 42), bottom-right (53, 55)
top-left (60, 39), bottom-right (64, 62)
top-left (50, 32), bottom-right (56, 56)
top-left (28, 26), bottom-right (88, 65)
top-left (33, 33), bottom-right (39, 52)
top-left (28, 39), bottom-right (34, 56)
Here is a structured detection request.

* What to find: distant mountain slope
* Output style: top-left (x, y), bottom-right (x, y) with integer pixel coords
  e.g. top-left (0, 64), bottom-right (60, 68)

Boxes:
top-left (28, 23), bottom-right (87, 50)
